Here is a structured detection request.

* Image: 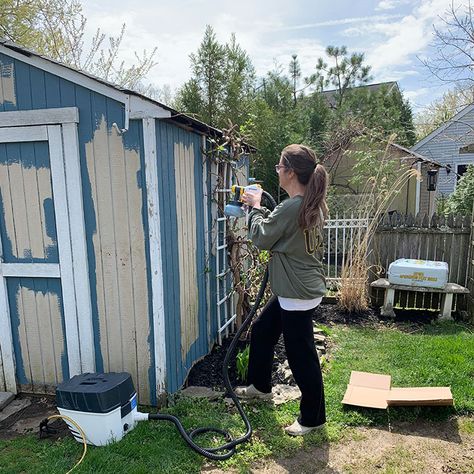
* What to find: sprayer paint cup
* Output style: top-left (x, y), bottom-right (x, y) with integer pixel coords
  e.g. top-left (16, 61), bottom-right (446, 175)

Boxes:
top-left (224, 202), bottom-right (246, 218)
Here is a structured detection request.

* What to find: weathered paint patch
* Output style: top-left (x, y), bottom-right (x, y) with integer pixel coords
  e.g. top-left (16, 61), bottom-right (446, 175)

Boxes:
top-left (182, 134), bottom-right (208, 374)
top-left (0, 58), bottom-right (16, 107)
top-left (84, 114), bottom-right (151, 404)
top-left (174, 139), bottom-right (200, 361)
top-left (7, 278), bottom-right (67, 390)
top-left (0, 159), bottom-right (57, 262)
top-left (6, 278), bottom-right (28, 386)
top-left (0, 140), bottom-right (50, 169)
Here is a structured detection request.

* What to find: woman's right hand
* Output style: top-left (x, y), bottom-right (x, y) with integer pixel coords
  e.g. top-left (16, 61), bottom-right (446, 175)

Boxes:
top-left (242, 187), bottom-right (263, 209)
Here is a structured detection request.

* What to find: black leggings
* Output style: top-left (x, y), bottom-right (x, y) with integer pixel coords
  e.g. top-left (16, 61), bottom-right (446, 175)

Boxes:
top-left (247, 296), bottom-right (326, 427)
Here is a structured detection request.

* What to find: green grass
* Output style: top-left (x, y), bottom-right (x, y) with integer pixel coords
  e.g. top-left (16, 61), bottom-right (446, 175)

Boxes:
top-left (325, 320), bottom-right (474, 427)
top-left (0, 320), bottom-right (473, 473)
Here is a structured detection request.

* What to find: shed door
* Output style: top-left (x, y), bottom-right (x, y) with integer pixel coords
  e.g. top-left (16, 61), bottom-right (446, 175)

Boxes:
top-left (0, 124), bottom-right (86, 393)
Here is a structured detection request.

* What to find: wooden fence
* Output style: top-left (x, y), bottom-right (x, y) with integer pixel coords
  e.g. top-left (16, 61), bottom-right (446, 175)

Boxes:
top-left (368, 212), bottom-right (471, 312)
top-left (466, 208), bottom-right (474, 321)
top-left (369, 212), bottom-right (471, 286)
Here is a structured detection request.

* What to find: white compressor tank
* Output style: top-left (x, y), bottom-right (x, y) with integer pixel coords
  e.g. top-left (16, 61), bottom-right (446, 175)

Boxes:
top-left (56, 372), bottom-right (146, 446)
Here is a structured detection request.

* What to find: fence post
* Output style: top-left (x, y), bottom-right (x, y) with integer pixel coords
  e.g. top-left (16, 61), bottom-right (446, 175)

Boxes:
top-left (467, 204), bottom-right (474, 322)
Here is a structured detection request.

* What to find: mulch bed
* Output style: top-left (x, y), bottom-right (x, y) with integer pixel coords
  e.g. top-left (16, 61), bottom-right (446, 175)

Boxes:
top-left (185, 303), bottom-right (440, 392)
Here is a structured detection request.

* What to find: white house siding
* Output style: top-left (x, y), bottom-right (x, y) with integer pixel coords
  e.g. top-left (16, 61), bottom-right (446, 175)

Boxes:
top-left (415, 108), bottom-right (474, 213)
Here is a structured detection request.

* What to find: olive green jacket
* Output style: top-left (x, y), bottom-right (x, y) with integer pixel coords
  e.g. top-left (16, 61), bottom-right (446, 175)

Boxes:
top-left (248, 196), bottom-right (326, 299)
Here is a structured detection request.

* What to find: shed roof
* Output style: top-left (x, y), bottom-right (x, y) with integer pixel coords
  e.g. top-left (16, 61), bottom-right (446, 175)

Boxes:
top-left (0, 38), bottom-right (255, 148)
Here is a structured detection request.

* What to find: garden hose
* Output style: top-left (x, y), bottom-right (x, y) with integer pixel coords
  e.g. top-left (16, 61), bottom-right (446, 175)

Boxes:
top-left (149, 190), bottom-right (277, 461)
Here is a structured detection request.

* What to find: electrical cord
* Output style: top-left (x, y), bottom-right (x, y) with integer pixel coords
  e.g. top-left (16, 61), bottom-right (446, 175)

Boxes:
top-left (149, 190), bottom-right (277, 460)
top-left (40, 414), bottom-right (88, 473)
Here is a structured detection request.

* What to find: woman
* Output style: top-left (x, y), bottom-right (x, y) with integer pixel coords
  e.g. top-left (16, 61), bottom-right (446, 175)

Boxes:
top-left (235, 144), bottom-right (328, 437)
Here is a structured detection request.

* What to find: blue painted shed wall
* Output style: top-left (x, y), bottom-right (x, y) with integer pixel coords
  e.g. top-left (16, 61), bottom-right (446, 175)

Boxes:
top-left (0, 50), bottom-right (221, 400)
top-left (0, 52), bottom-right (156, 401)
top-left (206, 154), bottom-right (219, 343)
top-left (155, 120), bottom-right (210, 393)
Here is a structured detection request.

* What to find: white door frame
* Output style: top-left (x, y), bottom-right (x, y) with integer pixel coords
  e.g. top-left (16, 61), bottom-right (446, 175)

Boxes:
top-left (0, 107), bottom-right (95, 393)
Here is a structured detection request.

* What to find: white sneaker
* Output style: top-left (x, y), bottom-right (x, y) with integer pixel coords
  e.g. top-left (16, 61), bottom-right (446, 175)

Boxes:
top-left (284, 419), bottom-right (325, 436)
top-left (234, 384), bottom-right (272, 400)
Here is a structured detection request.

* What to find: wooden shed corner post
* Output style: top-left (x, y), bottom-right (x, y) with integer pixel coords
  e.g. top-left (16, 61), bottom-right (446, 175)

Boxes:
top-left (143, 117), bottom-right (167, 399)
top-left (468, 203), bottom-right (474, 322)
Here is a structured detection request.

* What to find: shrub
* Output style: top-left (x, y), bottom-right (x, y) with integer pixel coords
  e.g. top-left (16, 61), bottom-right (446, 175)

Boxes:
top-left (446, 165), bottom-right (474, 216)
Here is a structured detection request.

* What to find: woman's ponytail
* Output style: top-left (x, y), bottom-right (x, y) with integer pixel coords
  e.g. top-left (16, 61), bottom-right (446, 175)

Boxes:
top-left (298, 163), bottom-right (329, 230)
top-left (280, 144), bottom-right (329, 230)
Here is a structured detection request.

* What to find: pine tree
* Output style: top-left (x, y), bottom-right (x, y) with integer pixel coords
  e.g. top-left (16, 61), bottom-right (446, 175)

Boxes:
top-left (221, 33), bottom-right (255, 127)
top-left (173, 79), bottom-right (204, 118)
top-left (189, 25), bottom-right (226, 126)
top-left (289, 54), bottom-right (301, 107)
top-left (446, 165), bottom-right (474, 216)
top-left (310, 46), bottom-right (372, 108)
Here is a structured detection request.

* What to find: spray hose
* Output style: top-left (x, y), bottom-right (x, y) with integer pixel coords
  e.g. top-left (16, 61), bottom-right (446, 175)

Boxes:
top-left (149, 190), bottom-right (276, 460)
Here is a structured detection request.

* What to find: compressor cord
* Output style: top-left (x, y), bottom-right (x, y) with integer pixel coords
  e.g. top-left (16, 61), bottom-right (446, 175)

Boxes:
top-left (149, 190), bottom-right (276, 461)
top-left (41, 414), bottom-right (88, 473)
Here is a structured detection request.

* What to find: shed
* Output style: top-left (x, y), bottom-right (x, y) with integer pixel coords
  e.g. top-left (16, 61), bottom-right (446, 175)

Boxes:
top-left (0, 40), bottom-right (246, 404)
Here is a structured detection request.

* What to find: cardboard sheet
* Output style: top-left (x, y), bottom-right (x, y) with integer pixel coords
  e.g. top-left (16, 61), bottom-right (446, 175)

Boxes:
top-left (342, 371), bottom-right (453, 409)
top-left (387, 387), bottom-right (453, 406)
top-left (342, 371), bottom-right (391, 409)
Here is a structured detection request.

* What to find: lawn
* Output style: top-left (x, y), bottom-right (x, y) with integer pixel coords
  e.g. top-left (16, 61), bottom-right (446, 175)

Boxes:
top-left (1, 319), bottom-right (473, 473)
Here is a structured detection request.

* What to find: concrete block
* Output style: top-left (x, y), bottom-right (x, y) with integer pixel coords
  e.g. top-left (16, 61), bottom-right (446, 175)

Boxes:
top-left (0, 392), bottom-right (14, 411)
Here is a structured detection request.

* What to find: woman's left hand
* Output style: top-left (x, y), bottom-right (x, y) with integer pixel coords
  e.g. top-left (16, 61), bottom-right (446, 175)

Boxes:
top-left (242, 187), bottom-right (263, 209)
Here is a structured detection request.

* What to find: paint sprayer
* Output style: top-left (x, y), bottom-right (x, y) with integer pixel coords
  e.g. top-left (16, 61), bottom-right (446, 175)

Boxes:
top-left (224, 183), bottom-right (262, 218)
top-left (40, 186), bottom-right (277, 468)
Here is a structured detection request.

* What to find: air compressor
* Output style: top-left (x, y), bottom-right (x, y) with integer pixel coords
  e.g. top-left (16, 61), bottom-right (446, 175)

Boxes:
top-left (42, 186), bottom-right (277, 464)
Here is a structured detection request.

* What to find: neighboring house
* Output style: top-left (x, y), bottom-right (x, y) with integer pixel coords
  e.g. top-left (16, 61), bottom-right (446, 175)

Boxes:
top-left (411, 103), bottom-right (474, 215)
top-left (0, 39), bottom-right (245, 403)
top-left (324, 140), bottom-right (440, 215)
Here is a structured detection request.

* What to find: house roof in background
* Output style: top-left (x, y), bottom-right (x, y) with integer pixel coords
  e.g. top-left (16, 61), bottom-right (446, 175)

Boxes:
top-left (391, 143), bottom-right (443, 168)
top-left (320, 81), bottom-right (399, 108)
top-left (411, 103), bottom-right (474, 152)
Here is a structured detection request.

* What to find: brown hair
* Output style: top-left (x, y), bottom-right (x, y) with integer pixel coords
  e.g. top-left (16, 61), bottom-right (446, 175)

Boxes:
top-left (281, 144), bottom-right (329, 229)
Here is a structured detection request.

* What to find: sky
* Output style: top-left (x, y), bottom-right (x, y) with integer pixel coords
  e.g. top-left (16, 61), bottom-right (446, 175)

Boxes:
top-left (80, 0), bottom-right (463, 112)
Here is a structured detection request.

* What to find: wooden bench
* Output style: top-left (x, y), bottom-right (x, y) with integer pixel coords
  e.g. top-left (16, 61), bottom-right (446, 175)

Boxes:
top-left (370, 278), bottom-right (470, 320)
